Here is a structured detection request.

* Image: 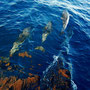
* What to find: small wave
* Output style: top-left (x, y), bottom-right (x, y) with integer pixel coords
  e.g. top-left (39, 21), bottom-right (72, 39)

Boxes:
top-left (34, 0), bottom-right (69, 6)
top-left (34, 0), bottom-right (84, 10)
top-left (43, 55), bottom-right (58, 74)
top-left (71, 80), bottom-right (77, 90)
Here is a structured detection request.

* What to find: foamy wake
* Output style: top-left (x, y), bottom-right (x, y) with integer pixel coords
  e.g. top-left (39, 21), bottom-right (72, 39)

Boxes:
top-left (43, 55), bottom-right (59, 74)
top-left (71, 80), bottom-right (78, 90)
top-left (43, 53), bottom-right (77, 90)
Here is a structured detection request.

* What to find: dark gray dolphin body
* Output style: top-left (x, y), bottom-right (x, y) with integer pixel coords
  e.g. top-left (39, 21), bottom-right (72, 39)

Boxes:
top-left (10, 27), bottom-right (31, 57)
top-left (42, 21), bottom-right (52, 42)
top-left (61, 10), bottom-right (70, 34)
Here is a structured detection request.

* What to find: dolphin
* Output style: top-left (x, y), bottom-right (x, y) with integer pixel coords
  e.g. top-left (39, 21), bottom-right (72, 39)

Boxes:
top-left (60, 10), bottom-right (70, 34)
top-left (42, 21), bottom-right (52, 42)
top-left (10, 27), bottom-right (31, 57)
top-left (35, 46), bottom-right (45, 52)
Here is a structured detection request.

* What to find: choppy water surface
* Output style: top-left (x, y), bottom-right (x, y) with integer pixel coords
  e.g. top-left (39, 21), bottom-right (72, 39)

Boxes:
top-left (0, 0), bottom-right (90, 90)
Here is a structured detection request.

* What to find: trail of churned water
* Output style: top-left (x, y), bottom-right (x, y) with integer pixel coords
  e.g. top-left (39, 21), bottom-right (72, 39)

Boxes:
top-left (43, 35), bottom-right (77, 90)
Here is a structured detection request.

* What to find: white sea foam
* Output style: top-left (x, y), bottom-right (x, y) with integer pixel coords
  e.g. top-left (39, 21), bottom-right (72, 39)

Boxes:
top-left (43, 54), bottom-right (77, 90)
top-left (34, 0), bottom-right (69, 7)
top-left (43, 55), bottom-right (59, 74)
top-left (34, 0), bottom-right (85, 10)
top-left (71, 80), bottom-right (78, 90)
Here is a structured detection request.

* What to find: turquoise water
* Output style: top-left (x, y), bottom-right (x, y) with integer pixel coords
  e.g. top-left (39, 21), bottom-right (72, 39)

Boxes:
top-left (0, 0), bottom-right (90, 90)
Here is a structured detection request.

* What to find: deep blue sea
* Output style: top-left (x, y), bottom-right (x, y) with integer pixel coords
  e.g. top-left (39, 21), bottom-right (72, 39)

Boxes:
top-left (0, 0), bottom-right (90, 90)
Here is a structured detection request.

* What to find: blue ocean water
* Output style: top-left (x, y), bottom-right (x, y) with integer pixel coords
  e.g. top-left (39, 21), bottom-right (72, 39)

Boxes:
top-left (0, 0), bottom-right (90, 90)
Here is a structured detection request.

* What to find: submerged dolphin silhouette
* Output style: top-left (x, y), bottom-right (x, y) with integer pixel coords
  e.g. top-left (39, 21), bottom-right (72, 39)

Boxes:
top-left (42, 21), bottom-right (52, 42)
top-left (60, 10), bottom-right (71, 34)
top-left (10, 27), bottom-right (31, 57)
top-left (35, 46), bottom-right (45, 52)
